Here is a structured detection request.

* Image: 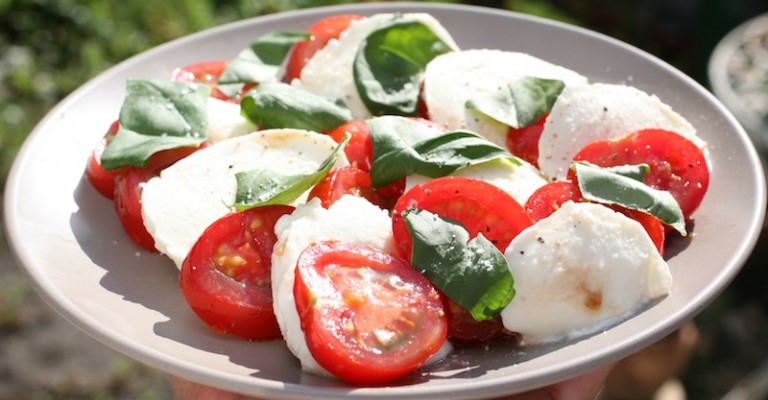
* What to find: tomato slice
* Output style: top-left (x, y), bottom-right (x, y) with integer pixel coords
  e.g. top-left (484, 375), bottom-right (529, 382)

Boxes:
top-left (85, 120), bottom-right (123, 199)
top-left (307, 166), bottom-right (393, 210)
top-left (392, 176), bottom-right (533, 257)
top-left (113, 145), bottom-right (203, 252)
top-left (505, 113), bottom-right (547, 167)
top-left (326, 120), bottom-right (373, 172)
top-left (525, 180), bottom-right (666, 254)
top-left (171, 60), bottom-right (243, 102)
top-left (571, 129), bottom-right (710, 220)
top-left (284, 14), bottom-right (364, 82)
top-left (294, 241), bottom-right (447, 384)
top-left (180, 205), bottom-right (293, 341)
top-left (391, 176), bottom-right (533, 342)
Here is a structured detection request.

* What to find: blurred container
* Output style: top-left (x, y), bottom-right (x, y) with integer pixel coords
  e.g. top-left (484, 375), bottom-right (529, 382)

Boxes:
top-left (709, 13), bottom-right (768, 155)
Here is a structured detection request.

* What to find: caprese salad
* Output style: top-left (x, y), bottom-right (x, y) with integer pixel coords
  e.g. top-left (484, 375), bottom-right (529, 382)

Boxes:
top-left (84, 12), bottom-right (710, 385)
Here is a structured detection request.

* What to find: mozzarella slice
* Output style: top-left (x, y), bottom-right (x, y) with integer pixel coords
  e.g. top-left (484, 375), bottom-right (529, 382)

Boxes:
top-left (422, 49), bottom-right (588, 147)
top-left (500, 201), bottom-right (672, 345)
top-left (292, 13), bottom-right (458, 119)
top-left (538, 82), bottom-right (701, 181)
top-left (141, 129), bottom-right (347, 268)
top-left (405, 158), bottom-right (547, 205)
top-left (271, 195), bottom-right (399, 375)
top-left (205, 97), bottom-right (257, 143)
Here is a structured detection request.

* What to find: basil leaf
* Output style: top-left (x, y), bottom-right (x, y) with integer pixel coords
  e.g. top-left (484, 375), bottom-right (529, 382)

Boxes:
top-left (353, 18), bottom-right (454, 116)
top-left (403, 208), bottom-right (515, 321)
top-left (101, 79), bottom-right (208, 169)
top-left (368, 116), bottom-right (515, 187)
top-left (240, 82), bottom-right (352, 132)
top-left (466, 77), bottom-right (565, 128)
top-left (572, 161), bottom-right (687, 235)
top-left (218, 31), bottom-right (310, 98)
top-left (233, 133), bottom-right (349, 209)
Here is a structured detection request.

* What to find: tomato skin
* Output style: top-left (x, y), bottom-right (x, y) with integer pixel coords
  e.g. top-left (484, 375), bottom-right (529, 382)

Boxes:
top-left (180, 205), bottom-right (293, 341)
top-left (505, 113), bottom-right (547, 167)
top-left (392, 176), bottom-right (533, 257)
top-left (307, 166), bottom-right (392, 209)
top-left (525, 180), bottom-right (666, 254)
top-left (571, 129), bottom-right (710, 220)
top-left (113, 145), bottom-right (204, 252)
top-left (391, 176), bottom-right (533, 342)
top-left (171, 60), bottom-right (250, 102)
top-left (86, 120), bottom-right (123, 199)
top-left (294, 241), bottom-right (447, 384)
top-left (284, 14), bottom-right (364, 82)
top-left (326, 120), bottom-right (373, 172)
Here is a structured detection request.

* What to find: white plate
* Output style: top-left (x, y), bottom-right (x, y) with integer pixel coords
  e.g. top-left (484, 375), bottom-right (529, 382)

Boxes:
top-left (4, 3), bottom-right (766, 399)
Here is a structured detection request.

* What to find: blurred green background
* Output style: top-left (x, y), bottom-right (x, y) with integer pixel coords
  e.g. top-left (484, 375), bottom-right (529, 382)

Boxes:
top-left (2, 0), bottom-right (768, 399)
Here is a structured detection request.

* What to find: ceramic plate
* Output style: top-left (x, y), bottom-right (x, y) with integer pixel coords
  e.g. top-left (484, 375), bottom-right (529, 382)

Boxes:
top-left (4, 3), bottom-right (766, 399)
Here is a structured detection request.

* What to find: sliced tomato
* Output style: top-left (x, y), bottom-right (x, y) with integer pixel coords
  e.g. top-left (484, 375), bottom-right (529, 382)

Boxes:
top-left (571, 129), bottom-right (709, 220)
top-left (391, 176), bottom-right (532, 342)
top-left (284, 14), bottom-right (364, 82)
top-left (180, 205), bottom-right (293, 341)
top-left (113, 145), bottom-right (204, 252)
top-left (85, 120), bottom-right (123, 199)
top-left (294, 241), bottom-right (447, 384)
top-left (307, 166), bottom-right (393, 209)
top-left (171, 60), bottom-right (245, 102)
top-left (525, 180), bottom-right (665, 254)
top-left (505, 113), bottom-right (547, 167)
top-left (392, 176), bottom-right (533, 257)
top-left (326, 120), bottom-right (373, 172)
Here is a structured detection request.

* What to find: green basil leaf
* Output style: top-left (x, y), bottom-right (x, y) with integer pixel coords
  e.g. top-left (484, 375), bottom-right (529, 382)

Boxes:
top-left (368, 116), bottom-right (515, 187)
top-left (101, 79), bottom-right (208, 169)
top-left (240, 82), bottom-right (352, 132)
top-left (466, 77), bottom-right (565, 128)
top-left (572, 161), bottom-right (687, 235)
top-left (218, 31), bottom-right (310, 98)
top-left (232, 133), bottom-right (349, 209)
top-left (353, 18), bottom-right (454, 116)
top-left (403, 208), bottom-right (515, 321)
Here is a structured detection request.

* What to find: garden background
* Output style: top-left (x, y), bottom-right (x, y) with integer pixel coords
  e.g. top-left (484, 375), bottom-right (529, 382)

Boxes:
top-left (2, 0), bottom-right (768, 398)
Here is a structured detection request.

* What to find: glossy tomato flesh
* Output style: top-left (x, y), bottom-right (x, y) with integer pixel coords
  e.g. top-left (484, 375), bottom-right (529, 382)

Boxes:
top-left (180, 205), bottom-right (294, 341)
top-left (307, 166), bottom-right (393, 210)
top-left (505, 113), bottom-right (547, 167)
top-left (171, 60), bottom-right (243, 102)
top-left (85, 120), bottom-right (122, 199)
top-left (571, 128), bottom-right (709, 220)
top-left (294, 241), bottom-right (447, 384)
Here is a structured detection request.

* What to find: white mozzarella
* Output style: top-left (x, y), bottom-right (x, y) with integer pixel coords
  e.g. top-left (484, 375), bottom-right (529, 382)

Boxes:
top-left (141, 129), bottom-right (347, 268)
top-left (422, 49), bottom-right (588, 147)
top-left (405, 158), bottom-right (547, 205)
top-left (501, 201), bottom-right (672, 345)
top-left (271, 195), bottom-right (399, 375)
top-left (538, 82), bottom-right (702, 181)
top-left (292, 13), bottom-right (458, 119)
top-left (205, 97), bottom-right (257, 143)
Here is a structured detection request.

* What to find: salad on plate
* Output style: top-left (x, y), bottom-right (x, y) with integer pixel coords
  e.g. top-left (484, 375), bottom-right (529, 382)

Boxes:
top-left (83, 11), bottom-right (710, 385)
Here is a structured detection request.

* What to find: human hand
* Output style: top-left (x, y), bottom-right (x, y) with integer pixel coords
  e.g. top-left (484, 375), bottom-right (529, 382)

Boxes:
top-left (169, 364), bottom-right (612, 400)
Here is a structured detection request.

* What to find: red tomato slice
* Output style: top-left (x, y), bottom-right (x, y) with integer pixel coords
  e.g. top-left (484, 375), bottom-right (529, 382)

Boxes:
top-left (284, 14), bottom-right (364, 82)
top-left (307, 166), bottom-right (393, 210)
top-left (326, 120), bottom-right (372, 172)
top-left (525, 180), bottom-right (666, 254)
top-left (571, 129), bottom-right (710, 220)
top-left (86, 120), bottom-right (123, 199)
top-left (392, 176), bottom-right (533, 257)
top-left (391, 176), bottom-right (533, 342)
top-left (171, 60), bottom-right (244, 102)
top-left (505, 113), bottom-right (547, 167)
top-left (180, 205), bottom-right (293, 341)
top-left (113, 146), bottom-right (203, 252)
top-left (294, 241), bottom-right (447, 384)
